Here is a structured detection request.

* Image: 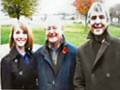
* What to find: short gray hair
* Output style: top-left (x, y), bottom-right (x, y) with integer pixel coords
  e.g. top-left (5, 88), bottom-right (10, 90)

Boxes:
top-left (87, 2), bottom-right (110, 24)
top-left (44, 15), bottom-right (63, 29)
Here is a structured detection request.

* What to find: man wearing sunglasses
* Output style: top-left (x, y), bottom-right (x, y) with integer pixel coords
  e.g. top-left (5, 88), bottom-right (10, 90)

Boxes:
top-left (74, 2), bottom-right (120, 90)
top-left (34, 15), bottom-right (76, 90)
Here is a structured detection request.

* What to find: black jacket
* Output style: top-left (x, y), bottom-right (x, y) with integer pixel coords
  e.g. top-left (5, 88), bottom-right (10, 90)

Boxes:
top-left (1, 48), bottom-right (37, 90)
top-left (74, 31), bottom-right (120, 90)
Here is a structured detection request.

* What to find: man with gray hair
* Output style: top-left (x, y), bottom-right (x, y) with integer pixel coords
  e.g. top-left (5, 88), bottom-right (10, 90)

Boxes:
top-left (34, 15), bottom-right (76, 90)
top-left (74, 2), bottom-right (120, 90)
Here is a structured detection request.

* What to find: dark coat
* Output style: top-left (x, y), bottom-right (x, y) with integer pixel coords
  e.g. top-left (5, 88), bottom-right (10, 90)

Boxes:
top-left (74, 31), bottom-right (120, 90)
top-left (1, 48), bottom-right (37, 90)
top-left (34, 42), bottom-right (76, 90)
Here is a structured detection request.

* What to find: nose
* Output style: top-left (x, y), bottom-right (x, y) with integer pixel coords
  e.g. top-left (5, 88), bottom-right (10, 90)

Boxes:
top-left (18, 33), bottom-right (27, 38)
top-left (96, 17), bottom-right (101, 23)
top-left (49, 29), bottom-right (54, 33)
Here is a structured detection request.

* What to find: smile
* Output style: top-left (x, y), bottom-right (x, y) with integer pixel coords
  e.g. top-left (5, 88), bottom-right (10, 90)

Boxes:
top-left (48, 33), bottom-right (58, 37)
top-left (16, 38), bottom-right (27, 42)
top-left (92, 23), bottom-right (104, 29)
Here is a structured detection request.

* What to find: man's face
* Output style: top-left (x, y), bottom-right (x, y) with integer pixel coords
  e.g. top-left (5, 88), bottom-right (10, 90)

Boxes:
top-left (46, 24), bottom-right (63, 43)
top-left (13, 26), bottom-right (28, 47)
top-left (89, 12), bottom-right (108, 35)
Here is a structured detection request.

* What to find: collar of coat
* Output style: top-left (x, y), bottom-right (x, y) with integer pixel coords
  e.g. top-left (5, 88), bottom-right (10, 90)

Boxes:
top-left (8, 47), bottom-right (32, 61)
top-left (87, 30), bottom-right (111, 43)
top-left (85, 30), bottom-right (114, 71)
top-left (39, 36), bottom-right (68, 59)
top-left (37, 36), bottom-right (69, 69)
top-left (45, 35), bottom-right (66, 50)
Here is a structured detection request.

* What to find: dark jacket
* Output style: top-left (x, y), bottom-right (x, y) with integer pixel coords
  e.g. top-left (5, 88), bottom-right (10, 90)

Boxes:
top-left (1, 48), bottom-right (37, 90)
top-left (74, 31), bottom-right (120, 90)
top-left (34, 42), bottom-right (76, 90)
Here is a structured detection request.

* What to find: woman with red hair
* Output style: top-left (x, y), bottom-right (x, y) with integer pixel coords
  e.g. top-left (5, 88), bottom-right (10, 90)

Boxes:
top-left (1, 22), bottom-right (37, 89)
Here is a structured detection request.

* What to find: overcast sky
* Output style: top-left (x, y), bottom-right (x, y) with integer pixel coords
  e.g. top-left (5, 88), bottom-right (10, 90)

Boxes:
top-left (104, 0), bottom-right (120, 9)
top-left (1, 0), bottom-right (120, 16)
top-left (38, 0), bottom-right (75, 14)
top-left (38, 0), bottom-right (120, 14)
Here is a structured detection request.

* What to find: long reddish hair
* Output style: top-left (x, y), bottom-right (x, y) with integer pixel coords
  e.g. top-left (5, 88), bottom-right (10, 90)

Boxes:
top-left (9, 22), bottom-right (33, 51)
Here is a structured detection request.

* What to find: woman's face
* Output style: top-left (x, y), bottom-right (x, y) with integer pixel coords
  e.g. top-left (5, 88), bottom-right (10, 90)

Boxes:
top-left (13, 26), bottom-right (28, 48)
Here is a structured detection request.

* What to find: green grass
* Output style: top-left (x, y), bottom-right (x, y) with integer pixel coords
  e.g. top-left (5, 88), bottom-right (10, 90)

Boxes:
top-left (64, 24), bottom-right (89, 46)
top-left (109, 25), bottom-right (120, 37)
top-left (1, 25), bottom-right (46, 45)
top-left (32, 27), bottom-right (45, 45)
top-left (1, 25), bottom-right (11, 44)
top-left (1, 24), bottom-right (120, 46)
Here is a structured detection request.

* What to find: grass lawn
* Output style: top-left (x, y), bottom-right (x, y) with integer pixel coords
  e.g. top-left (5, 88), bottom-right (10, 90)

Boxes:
top-left (1, 24), bottom-right (120, 46)
top-left (1, 25), bottom-right (46, 45)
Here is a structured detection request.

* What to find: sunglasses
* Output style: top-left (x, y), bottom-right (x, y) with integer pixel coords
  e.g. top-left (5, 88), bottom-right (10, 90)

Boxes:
top-left (91, 15), bottom-right (105, 20)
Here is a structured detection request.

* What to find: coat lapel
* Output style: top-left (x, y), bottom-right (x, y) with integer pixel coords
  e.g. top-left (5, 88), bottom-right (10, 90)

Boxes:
top-left (40, 47), bottom-right (53, 67)
top-left (57, 51), bottom-right (65, 72)
top-left (55, 43), bottom-right (68, 76)
top-left (84, 41), bottom-right (96, 71)
top-left (40, 42), bottom-right (68, 75)
top-left (92, 39), bottom-right (110, 70)
top-left (59, 42), bottom-right (69, 67)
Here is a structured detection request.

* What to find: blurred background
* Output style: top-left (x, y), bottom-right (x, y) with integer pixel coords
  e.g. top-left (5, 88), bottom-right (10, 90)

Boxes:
top-left (1, 0), bottom-right (120, 89)
top-left (0, 0), bottom-right (120, 53)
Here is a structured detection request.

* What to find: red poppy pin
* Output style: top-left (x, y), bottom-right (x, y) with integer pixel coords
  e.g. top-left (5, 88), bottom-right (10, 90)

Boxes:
top-left (62, 47), bottom-right (69, 54)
